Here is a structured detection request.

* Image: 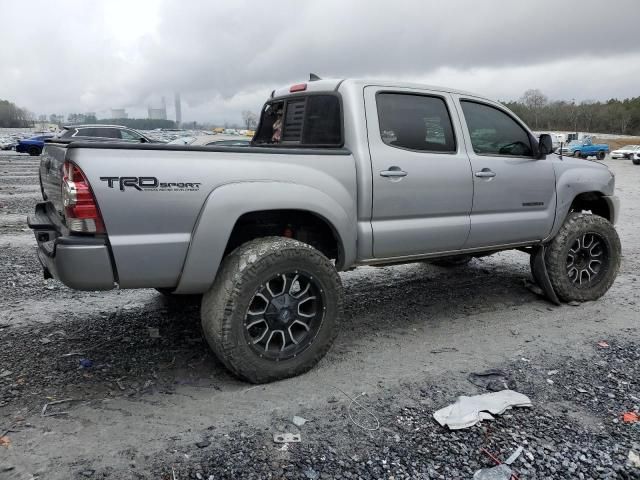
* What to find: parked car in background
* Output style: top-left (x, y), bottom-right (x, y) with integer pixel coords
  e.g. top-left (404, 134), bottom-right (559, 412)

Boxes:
top-left (15, 134), bottom-right (55, 156)
top-left (58, 125), bottom-right (160, 143)
top-left (610, 145), bottom-right (640, 159)
top-left (168, 135), bottom-right (251, 146)
top-left (557, 137), bottom-right (609, 160)
top-left (0, 137), bottom-right (16, 150)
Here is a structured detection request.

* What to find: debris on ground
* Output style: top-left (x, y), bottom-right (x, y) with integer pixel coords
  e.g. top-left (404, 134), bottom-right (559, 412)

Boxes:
top-left (147, 327), bottom-right (161, 339)
top-left (433, 390), bottom-right (532, 430)
top-left (468, 369), bottom-right (516, 392)
top-left (78, 358), bottom-right (93, 369)
top-left (598, 340), bottom-right (610, 348)
top-left (0, 435), bottom-right (10, 447)
top-left (504, 446), bottom-right (524, 465)
top-left (292, 415), bottom-right (308, 427)
top-left (273, 433), bottom-right (301, 443)
top-left (622, 412), bottom-right (639, 423)
top-left (627, 449), bottom-right (640, 468)
top-left (41, 398), bottom-right (75, 417)
top-left (473, 464), bottom-right (513, 480)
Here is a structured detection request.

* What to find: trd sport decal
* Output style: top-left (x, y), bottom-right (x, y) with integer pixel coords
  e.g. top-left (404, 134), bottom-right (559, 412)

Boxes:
top-left (100, 176), bottom-right (201, 192)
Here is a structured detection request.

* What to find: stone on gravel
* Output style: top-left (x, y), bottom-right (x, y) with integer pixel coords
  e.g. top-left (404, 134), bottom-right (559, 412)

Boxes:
top-left (628, 450), bottom-right (640, 468)
top-left (195, 440), bottom-right (210, 449)
top-left (292, 415), bottom-right (307, 427)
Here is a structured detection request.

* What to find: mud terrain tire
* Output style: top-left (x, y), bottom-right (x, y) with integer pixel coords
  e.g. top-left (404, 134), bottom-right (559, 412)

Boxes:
top-left (545, 213), bottom-right (620, 302)
top-left (201, 237), bottom-right (343, 383)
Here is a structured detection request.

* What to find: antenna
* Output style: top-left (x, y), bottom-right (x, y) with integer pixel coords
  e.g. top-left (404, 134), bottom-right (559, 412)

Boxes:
top-left (309, 73), bottom-right (321, 81)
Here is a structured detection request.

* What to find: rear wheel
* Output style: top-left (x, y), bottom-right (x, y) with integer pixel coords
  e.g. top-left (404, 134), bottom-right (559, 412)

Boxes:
top-left (596, 150), bottom-right (606, 160)
top-left (201, 237), bottom-right (343, 383)
top-left (633, 158), bottom-right (640, 165)
top-left (28, 146), bottom-right (41, 156)
top-left (545, 213), bottom-right (620, 302)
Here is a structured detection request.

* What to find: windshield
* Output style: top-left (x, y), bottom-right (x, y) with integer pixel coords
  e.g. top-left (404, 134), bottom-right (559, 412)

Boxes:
top-left (621, 145), bottom-right (638, 150)
top-left (569, 140), bottom-right (581, 146)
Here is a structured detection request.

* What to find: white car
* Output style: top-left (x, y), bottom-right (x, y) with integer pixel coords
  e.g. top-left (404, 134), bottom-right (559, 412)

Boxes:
top-left (610, 144), bottom-right (640, 159)
top-left (168, 135), bottom-right (251, 147)
top-left (0, 137), bottom-right (15, 150)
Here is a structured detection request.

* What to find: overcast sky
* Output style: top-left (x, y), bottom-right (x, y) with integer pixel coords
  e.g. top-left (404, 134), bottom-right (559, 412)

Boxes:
top-left (1, 0), bottom-right (639, 124)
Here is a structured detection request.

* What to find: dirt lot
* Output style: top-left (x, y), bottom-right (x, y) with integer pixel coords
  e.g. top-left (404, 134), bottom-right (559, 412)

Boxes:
top-left (0, 151), bottom-right (638, 479)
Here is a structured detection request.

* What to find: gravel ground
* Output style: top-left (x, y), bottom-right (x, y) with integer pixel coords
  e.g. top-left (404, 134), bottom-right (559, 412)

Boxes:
top-left (0, 151), bottom-right (638, 479)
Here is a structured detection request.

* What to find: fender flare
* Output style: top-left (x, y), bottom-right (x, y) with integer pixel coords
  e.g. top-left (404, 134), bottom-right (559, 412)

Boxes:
top-left (174, 181), bottom-right (356, 294)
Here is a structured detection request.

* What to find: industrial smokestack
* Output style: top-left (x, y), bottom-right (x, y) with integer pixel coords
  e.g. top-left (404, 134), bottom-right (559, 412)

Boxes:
top-left (174, 92), bottom-right (182, 128)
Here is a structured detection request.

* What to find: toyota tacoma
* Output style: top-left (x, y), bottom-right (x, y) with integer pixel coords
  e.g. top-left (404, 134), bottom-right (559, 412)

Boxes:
top-left (29, 77), bottom-right (621, 383)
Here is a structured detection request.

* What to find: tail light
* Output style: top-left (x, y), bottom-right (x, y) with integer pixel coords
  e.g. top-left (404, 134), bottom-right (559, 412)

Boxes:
top-left (62, 161), bottom-right (105, 233)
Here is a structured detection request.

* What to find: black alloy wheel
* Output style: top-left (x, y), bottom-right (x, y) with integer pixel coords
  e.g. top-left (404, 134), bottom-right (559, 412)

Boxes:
top-left (244, 271), bottom-right (325, 360)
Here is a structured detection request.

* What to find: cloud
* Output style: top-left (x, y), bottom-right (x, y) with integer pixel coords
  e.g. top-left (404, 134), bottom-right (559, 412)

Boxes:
top-left (1, 0), bottom-right (639, 124)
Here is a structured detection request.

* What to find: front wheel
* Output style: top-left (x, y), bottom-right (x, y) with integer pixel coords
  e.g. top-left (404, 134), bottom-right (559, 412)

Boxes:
top-left (201, 237), bottom-right (343, 383)
top-left (633, 158), bottom-right (640, 165)
top-left (596, 150), bottom-right (606, 160)
top-left (545, 213), bottom-right (620, 302)
top-left (573, 150), bottom-right (582, 158)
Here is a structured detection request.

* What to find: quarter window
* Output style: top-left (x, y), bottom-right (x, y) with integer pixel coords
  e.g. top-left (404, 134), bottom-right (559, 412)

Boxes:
top-left (376, 93), bottom-right (456, 153)
top-left (120, 129), bottom-right (142, 141)
top-left (460, 101), bottom-right (533, 157)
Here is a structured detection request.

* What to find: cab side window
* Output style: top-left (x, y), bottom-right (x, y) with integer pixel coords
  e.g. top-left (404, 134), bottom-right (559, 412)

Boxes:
top-left (376, 93), bottom-right (456, 153)
top-left (460, 100), bottom-right (533, 157)
top-left (120, 129), bottom-right (142, 141)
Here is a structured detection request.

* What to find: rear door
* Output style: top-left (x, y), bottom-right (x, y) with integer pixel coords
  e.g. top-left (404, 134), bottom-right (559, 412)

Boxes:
top-left (365, 87), bottom-right (474, 258)
top-left (454, 96), bottom-right (556, 248)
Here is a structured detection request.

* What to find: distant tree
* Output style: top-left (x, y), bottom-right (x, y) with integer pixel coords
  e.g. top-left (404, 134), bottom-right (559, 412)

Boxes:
top-left (0, 99), bottom-right (31, 127)
top-left (242, 110), bottom-right (258, 130)
top-left (520, 89), bottom-right (548, 129)
top-left (503, 92), bottom-right (640, 135)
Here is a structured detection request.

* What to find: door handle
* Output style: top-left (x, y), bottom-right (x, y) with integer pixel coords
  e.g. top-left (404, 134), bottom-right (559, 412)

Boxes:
top-left (380, 166), bottom-right (407, 178)
top-left (474, 168), bottom-right (496, 178)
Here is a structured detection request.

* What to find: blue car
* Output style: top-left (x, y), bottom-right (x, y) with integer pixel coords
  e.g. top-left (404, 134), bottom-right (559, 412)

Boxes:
top-left (15, 134), bottom-right (54, 156)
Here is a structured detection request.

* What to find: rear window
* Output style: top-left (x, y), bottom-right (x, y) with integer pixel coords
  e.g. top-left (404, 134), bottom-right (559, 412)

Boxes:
top-left (254, 94), bottom-right (342, 147)
top-left (77, 128), bottom-right (120, 139)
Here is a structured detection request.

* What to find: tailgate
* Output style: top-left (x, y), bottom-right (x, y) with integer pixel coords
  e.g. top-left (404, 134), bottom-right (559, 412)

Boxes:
top-left (39, 142), bottom-right (68, 216)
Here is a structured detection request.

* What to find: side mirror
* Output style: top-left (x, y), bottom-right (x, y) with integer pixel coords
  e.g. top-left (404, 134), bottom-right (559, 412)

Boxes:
top-left (537, 134), bottom-right (553, 159)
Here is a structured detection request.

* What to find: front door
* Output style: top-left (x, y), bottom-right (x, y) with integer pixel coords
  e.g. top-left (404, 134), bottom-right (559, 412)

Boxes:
top-left (454, 97), bottom-right (557, 248)
top-left (365, 87), bottom-right (474, 258)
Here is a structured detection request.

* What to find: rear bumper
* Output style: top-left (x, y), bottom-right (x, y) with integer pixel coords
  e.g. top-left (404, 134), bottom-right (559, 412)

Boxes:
top-left (28, 202), bottom-right (116, 290)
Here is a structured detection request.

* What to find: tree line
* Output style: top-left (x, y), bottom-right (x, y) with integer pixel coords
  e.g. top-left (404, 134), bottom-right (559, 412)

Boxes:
top-left (0, 99), bottom-right (32, 127)
top-left (504, 89), bottom-right (640, 136)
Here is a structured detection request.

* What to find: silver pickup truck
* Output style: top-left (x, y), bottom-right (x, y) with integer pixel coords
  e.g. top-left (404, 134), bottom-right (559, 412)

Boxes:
top-left (29, 78), bottom-right (621, 383)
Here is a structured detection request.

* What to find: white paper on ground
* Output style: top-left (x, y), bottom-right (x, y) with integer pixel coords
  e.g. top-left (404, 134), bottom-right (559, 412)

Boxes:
top-left (433, 389), bottom-right (532, 430)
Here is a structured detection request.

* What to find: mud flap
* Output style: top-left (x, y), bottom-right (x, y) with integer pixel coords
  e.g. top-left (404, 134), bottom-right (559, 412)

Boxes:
top-left (531, 245), bottom-right (561, 306)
